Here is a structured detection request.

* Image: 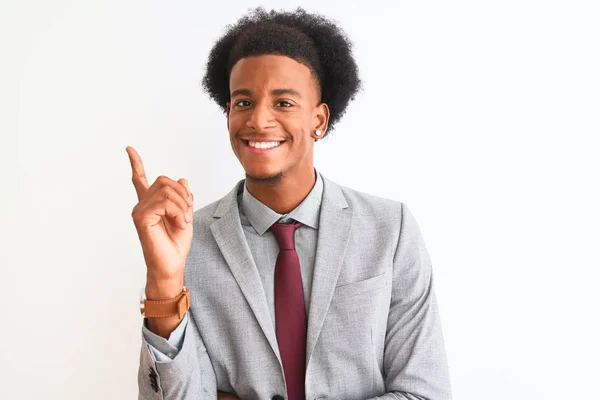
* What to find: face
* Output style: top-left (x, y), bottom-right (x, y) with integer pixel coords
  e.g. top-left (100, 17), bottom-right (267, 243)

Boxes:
top-left (226, 54), bottom-right (328, 182)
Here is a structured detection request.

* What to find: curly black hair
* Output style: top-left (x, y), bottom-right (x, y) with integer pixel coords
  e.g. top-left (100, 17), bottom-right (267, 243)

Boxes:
top-left (201, 7), bottom-right (362, 137)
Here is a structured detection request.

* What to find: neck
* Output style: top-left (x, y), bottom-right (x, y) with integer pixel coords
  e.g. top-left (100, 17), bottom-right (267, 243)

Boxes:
top-left (245, 165), bottom-right (316, 214)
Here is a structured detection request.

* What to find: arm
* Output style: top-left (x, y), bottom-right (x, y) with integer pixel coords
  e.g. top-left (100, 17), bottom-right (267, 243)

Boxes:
top-left (364, 203), bottom-right (452, 400)
top-left (138, 307), bottom-right (217, 399)
top-left (127, 147), bottom-right (218, 398)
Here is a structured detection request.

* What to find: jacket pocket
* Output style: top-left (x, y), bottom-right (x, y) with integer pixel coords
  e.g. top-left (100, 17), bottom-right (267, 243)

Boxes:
top-left (333, 272), bottom-right (387, 299)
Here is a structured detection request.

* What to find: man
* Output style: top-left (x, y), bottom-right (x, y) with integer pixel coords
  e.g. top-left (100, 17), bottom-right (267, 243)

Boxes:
top-left (128, 7), bottom-right (451, 400)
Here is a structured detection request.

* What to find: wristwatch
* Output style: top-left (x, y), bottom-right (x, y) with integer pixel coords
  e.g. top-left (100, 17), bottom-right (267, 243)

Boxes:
top-left (139, 286), bottom-right (190, 320)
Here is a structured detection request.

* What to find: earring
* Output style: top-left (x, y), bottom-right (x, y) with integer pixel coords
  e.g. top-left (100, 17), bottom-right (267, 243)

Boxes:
top-left (315, 129), bottom-right (322, 136)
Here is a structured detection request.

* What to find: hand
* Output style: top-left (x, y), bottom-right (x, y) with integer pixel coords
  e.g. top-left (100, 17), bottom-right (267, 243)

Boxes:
top-left (217, 391), bottom-right (241, 400)
top-left (127, 146), bottom-right (194, 294)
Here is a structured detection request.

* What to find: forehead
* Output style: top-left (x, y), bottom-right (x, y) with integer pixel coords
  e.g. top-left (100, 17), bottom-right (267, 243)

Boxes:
top-left (229, 55), bottom-right (318, 98)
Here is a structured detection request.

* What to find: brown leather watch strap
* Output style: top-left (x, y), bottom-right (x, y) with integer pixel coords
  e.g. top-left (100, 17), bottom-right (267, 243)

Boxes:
top-left (141, 287), bottom-right (190, 320)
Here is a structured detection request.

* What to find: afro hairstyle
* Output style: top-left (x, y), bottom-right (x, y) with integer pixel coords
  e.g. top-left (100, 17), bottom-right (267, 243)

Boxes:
top-left (201, 7), bottom-right (362, 137)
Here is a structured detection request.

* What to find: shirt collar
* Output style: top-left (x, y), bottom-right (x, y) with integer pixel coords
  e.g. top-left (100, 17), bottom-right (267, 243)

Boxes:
top-left (241, 169), bottom-right (323, 235)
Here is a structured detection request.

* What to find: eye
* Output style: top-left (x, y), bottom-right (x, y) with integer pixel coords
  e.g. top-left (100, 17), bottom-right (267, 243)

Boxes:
top-left (276, 100), bottom-right (293, 108)
top-left (235, 100), bottom-right (252, 107)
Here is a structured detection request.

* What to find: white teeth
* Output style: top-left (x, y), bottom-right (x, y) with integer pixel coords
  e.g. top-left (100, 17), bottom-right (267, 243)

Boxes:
top-left (248, 141), bottom-right (282, 149)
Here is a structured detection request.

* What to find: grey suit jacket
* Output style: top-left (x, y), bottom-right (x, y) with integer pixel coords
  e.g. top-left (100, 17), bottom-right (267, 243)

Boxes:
top-left (138, 175), bottom-right (452, 400)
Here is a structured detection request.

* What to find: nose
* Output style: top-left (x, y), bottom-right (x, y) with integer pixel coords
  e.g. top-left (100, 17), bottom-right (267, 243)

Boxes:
top-left (246, 102), bottom-right (276, 131)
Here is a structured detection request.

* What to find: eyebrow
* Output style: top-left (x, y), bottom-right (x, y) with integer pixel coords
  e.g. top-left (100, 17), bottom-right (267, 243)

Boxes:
top-left (230, 88), bottom-right (302, 99)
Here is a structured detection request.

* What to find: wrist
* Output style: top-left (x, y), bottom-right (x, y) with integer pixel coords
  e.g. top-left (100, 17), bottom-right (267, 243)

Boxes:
top-left (145, 276), bottom-right (184, 300)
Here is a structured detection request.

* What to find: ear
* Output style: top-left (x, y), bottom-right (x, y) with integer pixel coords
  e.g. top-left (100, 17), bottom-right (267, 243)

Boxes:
top-left (311, 102), bottom-right (330, 140)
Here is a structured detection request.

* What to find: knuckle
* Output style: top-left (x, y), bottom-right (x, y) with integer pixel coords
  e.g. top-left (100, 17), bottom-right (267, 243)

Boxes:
top-left (157, 175), bottom-right (169, 183)
top-left (164, 186), bottom-right (185, 204)
top-left (160, 185), bottom-right (175, 200)
top-left (131, 173), bottom-right (145, 182)
top-left (131, 207), bottom-right (141, 223)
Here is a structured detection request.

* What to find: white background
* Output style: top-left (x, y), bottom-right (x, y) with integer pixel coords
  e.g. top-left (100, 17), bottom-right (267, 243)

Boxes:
top-left (1, 0), bottom-right (599, 399)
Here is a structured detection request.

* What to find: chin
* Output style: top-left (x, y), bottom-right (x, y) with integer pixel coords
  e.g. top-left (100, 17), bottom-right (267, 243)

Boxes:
top-left (244, 165), bottom-right (284, 184)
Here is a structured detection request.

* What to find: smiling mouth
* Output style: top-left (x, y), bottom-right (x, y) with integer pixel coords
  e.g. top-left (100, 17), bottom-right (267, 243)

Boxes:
top-left (242, 139), bottom-right (285, 150)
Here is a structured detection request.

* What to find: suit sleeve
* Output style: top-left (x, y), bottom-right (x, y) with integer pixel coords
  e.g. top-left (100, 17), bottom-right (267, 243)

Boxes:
top-left (364, 203), bottom-right (452, 400)
top-left (143, 312), bottom-right (188, 362)
top-left (138, 308), bottom-right (217, 399)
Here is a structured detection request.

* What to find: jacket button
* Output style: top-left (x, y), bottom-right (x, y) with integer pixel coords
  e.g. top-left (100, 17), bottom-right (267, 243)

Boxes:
top-left (272, 396), bottom-right (284, 400)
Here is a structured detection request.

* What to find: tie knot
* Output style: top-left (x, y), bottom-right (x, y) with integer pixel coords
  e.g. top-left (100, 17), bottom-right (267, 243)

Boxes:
top-left (269, 221), bottom-right (303, 250)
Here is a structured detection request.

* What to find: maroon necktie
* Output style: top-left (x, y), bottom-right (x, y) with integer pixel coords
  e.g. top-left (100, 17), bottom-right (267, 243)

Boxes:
top-left (270, 221), bottom-right (306, 400)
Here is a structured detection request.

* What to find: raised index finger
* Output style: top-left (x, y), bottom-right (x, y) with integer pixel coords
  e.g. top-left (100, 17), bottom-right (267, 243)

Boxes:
top-left (126, 146), bottom-right (149, 200)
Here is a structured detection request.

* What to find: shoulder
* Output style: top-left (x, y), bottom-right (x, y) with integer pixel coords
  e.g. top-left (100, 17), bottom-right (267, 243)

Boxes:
top-left (328, 179), bottom-right (427, 264)
top-left (192, 198), bottom-right (221, 221)
top-left (322, 176), bottom-right (410, 245)
top-left (323, 175), bottom-right (424, 239)
top-left (191, 180), bottom-right (243, 227)
top-left (327, 177), bottom-right (405, 222)
top-left (187, 199), bottom-right (220, 240)
top-left (326, 178), bottom-right (416, 258)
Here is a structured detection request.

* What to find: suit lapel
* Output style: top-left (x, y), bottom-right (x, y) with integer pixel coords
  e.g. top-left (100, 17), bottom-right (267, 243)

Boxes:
top-left (306, 176), bottom-right (353, 367)
top-left (209, 180), bottom-right (282, 364)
